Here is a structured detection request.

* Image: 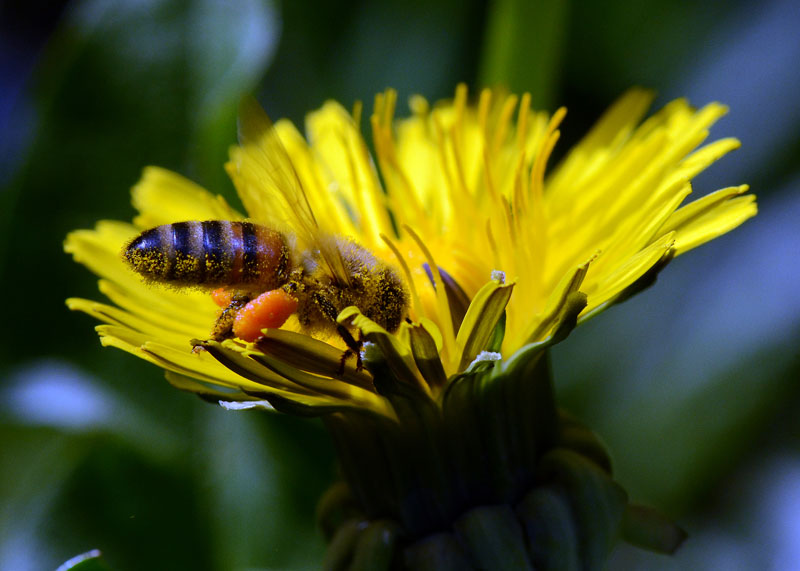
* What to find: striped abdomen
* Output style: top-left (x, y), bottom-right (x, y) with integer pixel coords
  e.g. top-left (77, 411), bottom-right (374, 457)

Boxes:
top-left (125, 221), bottom-right (290, 289)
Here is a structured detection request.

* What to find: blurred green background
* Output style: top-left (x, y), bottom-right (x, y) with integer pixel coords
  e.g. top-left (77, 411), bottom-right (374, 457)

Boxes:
top-left (1, 0), bottom-right (799, 569)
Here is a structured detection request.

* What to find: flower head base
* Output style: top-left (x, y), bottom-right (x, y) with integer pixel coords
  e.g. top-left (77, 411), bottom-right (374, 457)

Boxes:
top-left (66, 85), bottom-right (753, 564)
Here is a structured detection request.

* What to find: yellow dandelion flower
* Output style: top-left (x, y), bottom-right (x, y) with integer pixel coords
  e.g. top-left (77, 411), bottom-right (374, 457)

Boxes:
top-left (65, 85), bottom-right (754, 565)
top-left (66, 85), bottom-right (755, 410)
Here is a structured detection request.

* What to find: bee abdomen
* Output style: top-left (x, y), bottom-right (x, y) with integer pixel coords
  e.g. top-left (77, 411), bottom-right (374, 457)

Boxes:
top-left (124, 221), bottom-right (289, 289)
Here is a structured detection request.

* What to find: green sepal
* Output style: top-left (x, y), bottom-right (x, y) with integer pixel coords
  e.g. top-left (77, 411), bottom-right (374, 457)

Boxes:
top-left (454, 504), bottom-right (534, 570)
top-left (557, 410), bottom-right (613, 474)
top-left (326, 405), bottom-right (458, 535)
top-left (440, 370), bottom-right (480, 406)
top-left (456, 279), bottom-right (515, 371)
top-left (316, 481), bottom-right (361, 541)
top-left (323, 415), bottom-right (401, 523)
top-left (340, 307), bottom-right (430, 400)
top-left (620, 504), bottom-right (688, 555)
top-left (350, 520), bottom-right (402, 571)
top-left (255, 328), bottom-right (373, 389)
top-left (322, 518), bottom-right (363, 571)
top-left (195, 339), bottom-right (312, 393)
top-left (358, 343), bottom-right (401, 397)
top-left (358, 340), bottom-right (438, 426)
top-left (548, 291), bottom-right (588, 346)
top-left (248, 351), bottom-right (387, 412)
top-left (402, 532), bottom-right (473, 571)
top-left (523, 262), bottom-right (589, 345)
top-left (537, 449), bottom-right (628, 570)
top-left (516, 488), bottom-right (581, 571)
top-left (486, 311), bottom-right (506, 353)
top-left (440, 346), bottom-right (557, 505)
top-left (438, 368), bottom-right (493, 503)
top-left (464, 357), bottom-right (503, 375)
top-left (408, 322), bottom-right (448, 391)
top-left (197, 339), bottom-right (391, 417)
top-left (497, 347), bottom-right (559, 476)
top-left (423, 263), bottom-right (472, 334)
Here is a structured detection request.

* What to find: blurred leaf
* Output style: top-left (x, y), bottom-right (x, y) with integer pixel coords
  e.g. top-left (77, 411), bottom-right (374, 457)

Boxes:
top-left (0, 2), bottom-right (284, 569)
top-left (0, 0), bottom-right (278, 366)
top-left (3, 359), bottom-right (186, 462)
top-left (47, 434), bottom-right (214, 571)
top-left (258, 0), bottom-right (484, 123)
top-left (196, 407), bottom-right (331, 570)
top-left (479, 0), bottom-right (568, 108)
top-left (183, 0), bottom-right (280, 192)
top-left (560, 0), bottom-right (740, 97)
top-left (1, 403), bottom-right (333, 570)
top-left (619, 504), bottom-right (687, 555)
top-left (0, 429), bottom-right (87, 571)
top-left (0, 426), bottom-right (210, 571)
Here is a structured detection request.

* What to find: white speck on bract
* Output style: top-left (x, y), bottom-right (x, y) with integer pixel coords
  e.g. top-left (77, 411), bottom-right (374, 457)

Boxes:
top-left (360, 341), bottom-right (379, 362)
top-left (219, 400), bottom-right (275, 412)
top-left (490, 270), bottom-right (506, 284)
top-left (469, 351), bottom-right (503, 369)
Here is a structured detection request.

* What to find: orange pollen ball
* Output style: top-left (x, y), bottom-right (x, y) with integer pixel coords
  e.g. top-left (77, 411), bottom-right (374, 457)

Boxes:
top-left (211, 287), bottom-right (233, 308)
top-left (233, 290), bottom-right (299, 342)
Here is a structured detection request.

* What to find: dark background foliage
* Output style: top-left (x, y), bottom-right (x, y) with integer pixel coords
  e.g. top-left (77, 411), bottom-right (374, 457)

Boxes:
top-left (1, 0), bottom-right (798, 568)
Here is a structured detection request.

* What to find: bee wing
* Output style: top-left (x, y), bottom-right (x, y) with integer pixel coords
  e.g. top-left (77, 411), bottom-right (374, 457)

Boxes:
top-left (235, 98), bottom-right (352, 286)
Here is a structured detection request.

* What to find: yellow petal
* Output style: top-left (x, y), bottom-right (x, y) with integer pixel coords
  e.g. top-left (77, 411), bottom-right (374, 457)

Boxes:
top-left (520, 260), bottom-right (590, 345)
top-left (408, 323), bottom-right (448, 392)
top-left (306, 101), bottom-right (393, 245)
top-left (67, 297), bottom-right (199, 343)
top-left (95, 324), bottom-right (254, 389)
top-left (584, 233), bottom-right (676, 310)
top-left (671, 194), bottom-right (757, 254)
top-left (131, 166), bottom-right (241, 228)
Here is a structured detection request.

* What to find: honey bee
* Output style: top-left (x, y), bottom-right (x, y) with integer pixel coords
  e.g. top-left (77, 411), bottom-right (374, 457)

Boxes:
top-left (123, 99), bottom-right (409, 364)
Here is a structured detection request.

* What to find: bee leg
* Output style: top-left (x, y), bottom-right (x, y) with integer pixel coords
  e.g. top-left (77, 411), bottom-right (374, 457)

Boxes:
top-left (311, 292), bottom-right (363, 373)
top-left (335, 325), bottom-right (364, 374)
top-left (211, 293), bottom-right (250, 341)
